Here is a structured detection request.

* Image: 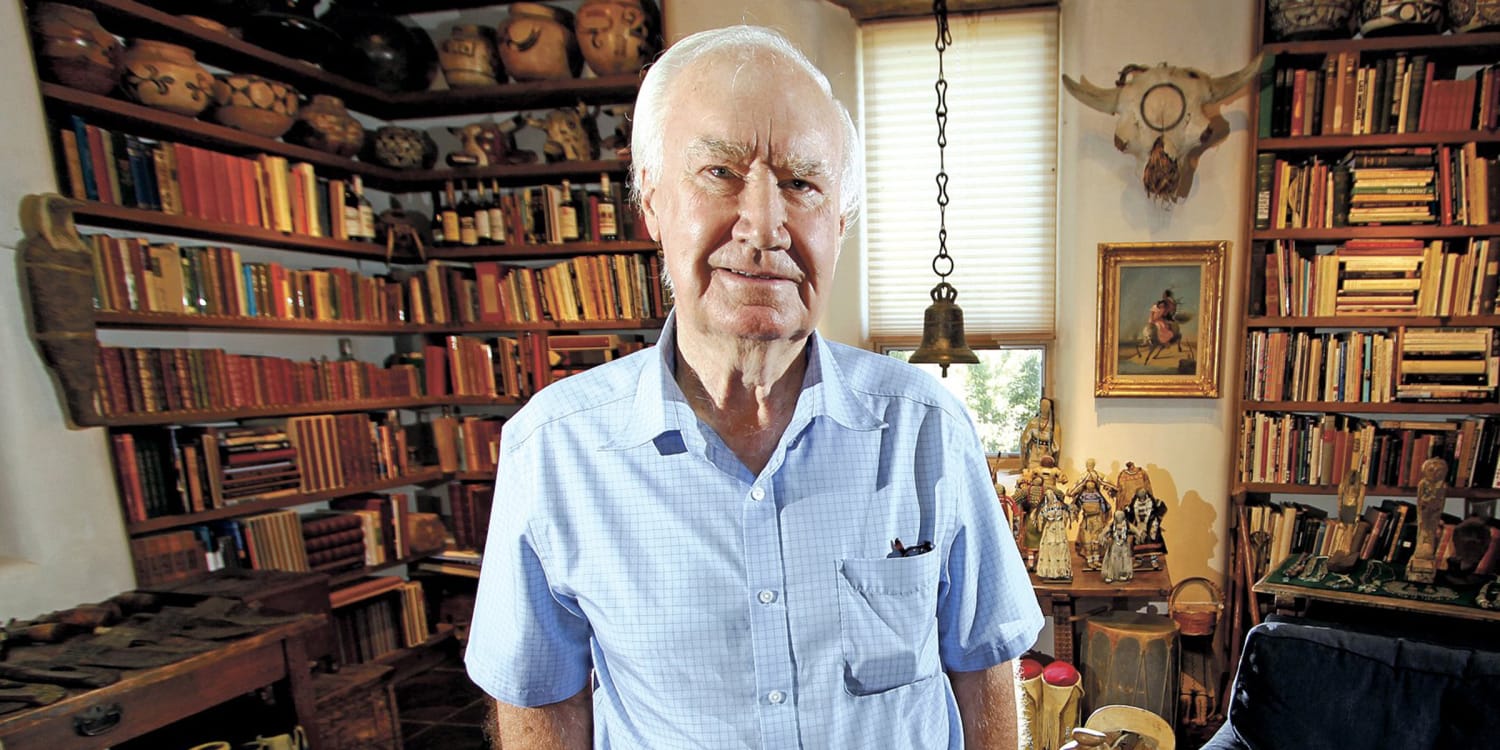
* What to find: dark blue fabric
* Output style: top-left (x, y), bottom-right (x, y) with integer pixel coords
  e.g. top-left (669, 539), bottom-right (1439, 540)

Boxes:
top-left (1201, 619), bottom-right (1500, 750)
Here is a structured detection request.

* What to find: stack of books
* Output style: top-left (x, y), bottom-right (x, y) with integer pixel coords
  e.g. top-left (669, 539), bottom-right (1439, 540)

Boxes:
top-left (301, 512), bottom-right (367, 575)
top-left (210, 425), bottom-right (302, 505)
top-left (1343, 149), bottom-right (1436, 225)
top-left (447, 482), bottom-right (494, 552)
top-left (1395, 327), bottom-right (1497, 401)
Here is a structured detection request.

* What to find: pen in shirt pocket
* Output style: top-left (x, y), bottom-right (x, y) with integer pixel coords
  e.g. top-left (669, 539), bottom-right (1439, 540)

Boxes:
top-left (889, 538), bottom-right (934, 558)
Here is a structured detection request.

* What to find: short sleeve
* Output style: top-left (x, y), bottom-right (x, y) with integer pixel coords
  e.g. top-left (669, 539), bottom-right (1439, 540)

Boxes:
top-left (935, 423), bottom-right (1044, 672)
top-left (464, 443), bottom-right (593, 707)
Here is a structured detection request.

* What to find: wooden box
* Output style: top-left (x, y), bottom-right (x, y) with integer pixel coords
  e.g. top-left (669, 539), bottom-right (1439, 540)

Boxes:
top-left (311, 663), bottom-right (402, 750)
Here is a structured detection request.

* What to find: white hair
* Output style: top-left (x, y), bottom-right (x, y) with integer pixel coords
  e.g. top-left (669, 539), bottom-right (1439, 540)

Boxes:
top-left (629, 25), bottom-right (864, 229)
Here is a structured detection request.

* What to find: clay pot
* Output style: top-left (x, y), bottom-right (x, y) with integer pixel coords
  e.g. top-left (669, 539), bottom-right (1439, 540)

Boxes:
top-left (439, 24), bottom-right (502, 88)
top-left (1266, 0), bottom-right (1358, 40)
top-left (30, 3), bottom-right (122, 95)
top-left (575, 0), bottom-right (659, 76)
top-left (287, 95), bottom-right (365, 157)
top-left (211, 74), bottom-right (300, 138)
top-left (1359, 0), bottom-right (1445, 35)
top-left (498, 3), bottom-right (582, 82)
top-left (1447, 0), bottom-right (1500, 32)
top-left (120, 39), bottom-right (214, 117)
top-left (366, 125), bottom-right (438, 170)
top-left (320, 2), bottom-right (438, 94)
top-left (242, 5), bottom-right (341, 67)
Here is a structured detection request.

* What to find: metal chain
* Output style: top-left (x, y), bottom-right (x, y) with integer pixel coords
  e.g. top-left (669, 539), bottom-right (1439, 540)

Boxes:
top-left (931, 0), bottom-right (955, 285)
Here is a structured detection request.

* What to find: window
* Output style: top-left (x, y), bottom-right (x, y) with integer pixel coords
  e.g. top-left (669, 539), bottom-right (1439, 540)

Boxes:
top-left (886, 347), bottom-right (1044, 459)
top-left (859, 8), bottom-right (1059, 342)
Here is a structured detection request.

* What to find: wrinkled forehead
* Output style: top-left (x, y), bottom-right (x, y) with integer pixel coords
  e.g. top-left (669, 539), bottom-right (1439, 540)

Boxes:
top-left (666, 52), bottom-right (843, 166)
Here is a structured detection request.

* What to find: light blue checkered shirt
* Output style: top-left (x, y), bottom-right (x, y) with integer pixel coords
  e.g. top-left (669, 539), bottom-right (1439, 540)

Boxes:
top-left (466, 315), bottom-right (1043, 749)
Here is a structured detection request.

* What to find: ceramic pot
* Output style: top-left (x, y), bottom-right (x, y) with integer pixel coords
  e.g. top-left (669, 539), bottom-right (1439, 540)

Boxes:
top-left (242, 8), bottom-right (341, 67)
top-left (367, 125), bottom-right (438, 170)
top-left (149, 0), bottom-right (270, 28)
top-left (31, 3), bottom-right (122, 95)
top-left (320, 2), bottom-right (438, 93)
top-left (575, 0), bottom-right (658, 76)
top-left (1359, 0), bottom-right (1445, 35)
top-left (287, 95), bottom-right (365, 156)
top-left (211, 74), bottom-right (299, 138)
top-left (1447, 0), bottom-right (1500, 32)
top-left (439, 23), bottom-right (502, 88)
top-left (499, 3), bottom-right (582, 82)
top-left (120, 39), bottom-right (214, 117)
top-left (1266, 0), bottom-right (1358, 40)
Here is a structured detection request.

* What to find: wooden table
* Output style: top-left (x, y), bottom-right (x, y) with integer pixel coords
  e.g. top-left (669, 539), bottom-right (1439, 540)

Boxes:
top-left (0, 615), bottom-right (324, 750)
top-left (1030, 556), bottom-right (1173, 663)
top-left (1255, 574), bottom-right (1500, 624)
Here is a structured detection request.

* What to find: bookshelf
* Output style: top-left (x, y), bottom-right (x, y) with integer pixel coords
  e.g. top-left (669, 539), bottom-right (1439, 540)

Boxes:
top-left (1224, 4), bottom-right (1500, 669)
top-left (19, 0), bottom-right (668, 675)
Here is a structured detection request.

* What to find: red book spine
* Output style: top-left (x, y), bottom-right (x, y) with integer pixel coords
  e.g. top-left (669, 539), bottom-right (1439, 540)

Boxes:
top-left (84, 124), bottom-right (115, 205)
top-left (175, 144), bottom-right (201, 219)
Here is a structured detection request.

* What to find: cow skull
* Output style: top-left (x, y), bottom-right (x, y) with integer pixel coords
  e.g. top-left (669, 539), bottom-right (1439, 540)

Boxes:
top-left (1063, 54), bottom-right (1263, 203)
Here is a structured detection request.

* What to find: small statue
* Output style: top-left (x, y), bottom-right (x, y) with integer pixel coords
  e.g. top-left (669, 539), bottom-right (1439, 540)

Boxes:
top-left (1445, 515), bottom-right (1491, 586)
top-left (1115, 461), bottom-right (1151, 509)
top-left (1068, 459), bottom-right (1118, 570)
top-left (996, 481), bottom-right (1022, 545)
top-left (1127, 487), bottom-right (1167, 555)
top-left (1101, 510), bottom-right (1134, 583)
top-left (446, 119), bottom-right (535, 167)
top-left (523, 102), bottom-right (602, 163)
top-left (1019, 397), bottom-right (1061, 471)
top-left (1034, 484), bottom-right (1076, 581)
top-left (1405, 455), bottom-right (1448, 584)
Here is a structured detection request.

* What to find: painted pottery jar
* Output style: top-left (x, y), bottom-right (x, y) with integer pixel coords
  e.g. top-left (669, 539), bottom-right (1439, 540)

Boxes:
top-left (498, 3), bottom-right (582, 82)
top-left (1266, 0), bottom-right (1358, 40)
top-left (211, 74), bottom-right (300, 138)
top-left (120, 39), bottom-right (214, 117)
top-left (575, 0), bottom-right (658, 76)
top-left (367, 125), bottom-right (438, 170)
top-left (1447, 0), bottom-right (1500, 32)
top-left (287, 95), bottom-right (365, 157)
top-left (439, 23), bottom-right (502, 87)
top-left (31, 3), bottom-right (122, 95)
top-left (320, 2), bottom-right (438, 93)
top-left (1359, 0), bottom-right (1445, 35)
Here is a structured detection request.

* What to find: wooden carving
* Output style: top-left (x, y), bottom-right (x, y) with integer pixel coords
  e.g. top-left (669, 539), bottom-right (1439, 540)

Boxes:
top-left (18, 193), bottom-right (101, 427)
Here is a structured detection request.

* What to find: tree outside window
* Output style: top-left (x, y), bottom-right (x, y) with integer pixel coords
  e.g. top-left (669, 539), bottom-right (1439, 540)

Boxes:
top-left (888, 347), bottom-right (1044, 457)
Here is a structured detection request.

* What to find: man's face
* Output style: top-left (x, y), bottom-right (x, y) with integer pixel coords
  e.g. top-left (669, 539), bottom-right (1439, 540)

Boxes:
top-left (639, 54), bottom-right (846, 345)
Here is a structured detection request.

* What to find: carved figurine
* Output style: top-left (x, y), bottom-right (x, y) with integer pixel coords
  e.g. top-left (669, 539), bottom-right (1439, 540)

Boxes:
top-left (1019, 397), bottom-right (1060, 471)
top-left (995, 481), bottom-right (1022, 545)
top-left (1034, 484), bottom-right (1076, 581)
top-left (1126, 487), bottom-right (1167, 555)
top-left (1406, 455), bottom-right (1448, 583)
top-left (1101, 510), bottom-right (1134, 583)
top-left (1014, 469), bottom-right (1041, 569)
top-left (1115, 461), bottom-right (1151, 509)
top-left (1068, 458), bottom-right (1118, 570)
top-left (523, 102), bottom-right (601, 162)
top-left (446, 119), bottom-right (536, 167)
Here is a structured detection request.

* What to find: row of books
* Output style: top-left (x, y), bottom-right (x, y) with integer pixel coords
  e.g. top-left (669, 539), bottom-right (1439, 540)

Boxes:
top-left (1244, 499), bottom-right (1500, 578)
top-left (58, 116), bottom-right (374, 241)
top-left (413, 254), bottom-right (671, 328)
top-left (1251, 237), bottom-right (1499, 318)
top-left (411, 331), bottom-right (646, 401)
top-left (331, 579), bottom-right (430, 665)
top-left (1243, 326), bottom-right (1498, 403)
top-left (1259, 53), bottom-right (1499, 139)
top-left (1238, 412), bottom-right (1500, 490)
top-left (109, 415), bottom-right (414, 520)
top-left (85, 234), bottom-right (414, 323)
top-left (448, 482), bottom-right (494, 552)
top-left (94, 345), bottom-right (422, 418)
top-left (1255, 147), bottom-right (1497, 230)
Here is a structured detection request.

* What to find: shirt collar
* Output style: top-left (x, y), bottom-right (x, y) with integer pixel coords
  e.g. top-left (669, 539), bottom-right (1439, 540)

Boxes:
top-left (604, 313), bottom-right (884, 451)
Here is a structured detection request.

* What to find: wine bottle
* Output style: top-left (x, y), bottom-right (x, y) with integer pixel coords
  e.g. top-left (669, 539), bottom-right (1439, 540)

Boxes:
top-left (458, 179), bottom-right (479, 246)
top-left (352, 175), bottom-right (376, 241)
top-left (441, 179), bottom-right (461, 246)
top-left (472, 181), bottom-right (492, 244)
top-left (557, 179), bottom-right (580, 242)
top-left (431, 190), bottom-right (447, 246)
top-left (487, 179), bottom-right (507, 244)
top-left (343, 178), bottom-right (364, 241)
top-left (597, 172), bottom-right (619, 241)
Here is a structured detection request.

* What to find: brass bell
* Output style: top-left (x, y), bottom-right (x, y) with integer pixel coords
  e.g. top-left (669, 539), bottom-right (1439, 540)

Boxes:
top-left (909, 281), bottom-right (979, 377)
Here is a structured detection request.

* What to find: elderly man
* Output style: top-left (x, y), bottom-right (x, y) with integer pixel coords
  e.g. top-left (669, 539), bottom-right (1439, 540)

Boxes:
top-left (465, 24), bottom-right (1042, 749)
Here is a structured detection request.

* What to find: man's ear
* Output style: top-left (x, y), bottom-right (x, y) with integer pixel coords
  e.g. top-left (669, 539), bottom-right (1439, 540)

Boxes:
top-left (639, 173), bottom-right (662, 242)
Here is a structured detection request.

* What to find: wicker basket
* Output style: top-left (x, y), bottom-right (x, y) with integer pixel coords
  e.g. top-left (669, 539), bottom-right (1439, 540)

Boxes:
top-left (311, 664), bottom-right (401, 750)
top-left (1168, 576), bottom-right (1223, 636)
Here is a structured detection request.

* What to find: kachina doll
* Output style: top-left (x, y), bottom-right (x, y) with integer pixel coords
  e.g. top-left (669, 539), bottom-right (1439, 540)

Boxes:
top-left (1034, 486), bottom-right (1076, 580)
top-left (1101, 510), bottom-right (1135, 583)
top-left (1068, 460), bottom-right (1117, 569)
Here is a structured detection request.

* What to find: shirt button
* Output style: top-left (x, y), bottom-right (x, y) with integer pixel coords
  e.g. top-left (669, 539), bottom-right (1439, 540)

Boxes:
top-left (757, 590), bottom-right (776, 604)
top-left (768, 690), bottom-right (785, 704)
top-left (750, 487), bottom-right (766, 501)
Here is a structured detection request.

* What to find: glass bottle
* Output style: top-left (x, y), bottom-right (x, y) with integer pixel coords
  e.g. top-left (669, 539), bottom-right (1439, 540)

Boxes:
top-left (488, 179), bottom-right (507, 244)
top-left (441, 179), bottom-right (461, 246)
top-left (557, 179), bottom-right (580, 242)
top-left (457, 179), bottom-right (479, 246)
top-left (430, 189), bottom-right (447, 246)
top-left (596, 172), bottom-right (619, 241)
top-left (472, 181), bottom-right (492, 244)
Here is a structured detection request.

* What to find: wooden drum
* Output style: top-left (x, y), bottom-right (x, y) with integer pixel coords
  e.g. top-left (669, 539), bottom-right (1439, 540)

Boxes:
top-left (1079, 611), bottom-right (1179, 729)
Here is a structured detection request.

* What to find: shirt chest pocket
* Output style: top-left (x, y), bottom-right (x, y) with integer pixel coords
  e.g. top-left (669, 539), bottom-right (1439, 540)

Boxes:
top-left (835, 553), bottom-right (941, 696)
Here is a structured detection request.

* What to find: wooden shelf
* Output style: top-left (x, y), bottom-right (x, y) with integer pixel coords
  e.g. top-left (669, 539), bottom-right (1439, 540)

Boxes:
top-left (1254, 224), bottom-right (1500, 241)
top-left (1264, 30), bottom-right (1500, 58)
top-left (429, 318), bottom-right (666, 334)
top-left (1258, 130), bottom-right (1500, 151)
top-left (95, 396), bottom-right (451, 427)
top-left (126, 467), bottom-right (448, 534)
top-left (69, 201), bottom-right (402, 260)
top-left (328, 553), bottom-right (429, 587)
top-left (426, 239), bottom-right (659, 261)
top-left (1247, 315), bottom-right (1500, 328)
top-left (1237, 482), bottom-right (1500, 499)
top-left (93, 311), bottom-right (417, 334)
top-left (380, 74), bottom-right (645, 119)
top-left (1242, 400), bottom-right (1500, 414)
top-left (393, 160), bottom-right (631, 190)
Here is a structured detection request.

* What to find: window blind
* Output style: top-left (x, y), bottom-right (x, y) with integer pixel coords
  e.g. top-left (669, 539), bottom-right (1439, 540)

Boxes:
top-left (861, 9), bottom-right (1059, 341)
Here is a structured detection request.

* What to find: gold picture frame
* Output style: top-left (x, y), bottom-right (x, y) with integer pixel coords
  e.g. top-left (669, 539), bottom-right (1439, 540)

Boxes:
top-left (1095, 240), bottom-right (1226, 398)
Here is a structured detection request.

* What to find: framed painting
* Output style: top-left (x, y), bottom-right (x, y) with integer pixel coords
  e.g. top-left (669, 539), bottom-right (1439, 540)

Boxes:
top-left (1095, 240), bottom-right (1226, 397)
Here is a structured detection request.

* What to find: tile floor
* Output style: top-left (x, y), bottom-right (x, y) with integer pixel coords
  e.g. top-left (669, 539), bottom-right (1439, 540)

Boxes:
top-left (395, 656), bottom-right (491, 750)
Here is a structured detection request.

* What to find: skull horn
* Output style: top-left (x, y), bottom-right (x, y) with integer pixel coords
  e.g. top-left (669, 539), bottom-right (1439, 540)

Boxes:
top-left (1061, 74), bottom-right (1121, 115)
top-left (1206, 52), bottom-right (1267, 105)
